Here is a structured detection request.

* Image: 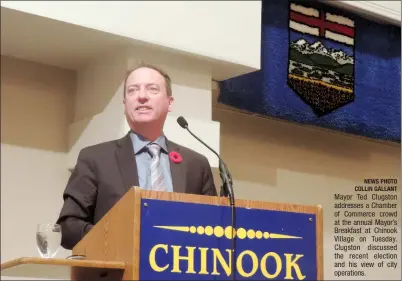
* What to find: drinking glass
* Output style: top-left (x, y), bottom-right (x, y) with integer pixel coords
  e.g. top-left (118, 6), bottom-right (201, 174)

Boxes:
top-left (36, 223), bottom-right (61, 258)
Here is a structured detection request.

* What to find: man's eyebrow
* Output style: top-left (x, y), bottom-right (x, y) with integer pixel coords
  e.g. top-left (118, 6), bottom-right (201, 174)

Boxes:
top-left (127, 83), bottom-right (159, 86)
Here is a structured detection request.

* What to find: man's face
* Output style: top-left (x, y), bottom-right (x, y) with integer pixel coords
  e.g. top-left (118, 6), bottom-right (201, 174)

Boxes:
top-left (124, 67), bottom-right (173, 127)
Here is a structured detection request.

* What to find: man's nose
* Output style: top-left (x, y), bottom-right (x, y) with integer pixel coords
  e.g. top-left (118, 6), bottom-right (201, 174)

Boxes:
top-left (137, 89), bottom-right (149, 100)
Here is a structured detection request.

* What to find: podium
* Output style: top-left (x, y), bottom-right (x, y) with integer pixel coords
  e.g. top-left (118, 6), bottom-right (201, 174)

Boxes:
top-left (1, 187), bottom-right (323, 280)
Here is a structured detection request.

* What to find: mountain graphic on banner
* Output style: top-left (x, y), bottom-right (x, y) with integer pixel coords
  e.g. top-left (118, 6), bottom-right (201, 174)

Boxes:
top-left (289, 39), bottom-right (354, 78)
top-left (291, 39), bottom-right (353, 66)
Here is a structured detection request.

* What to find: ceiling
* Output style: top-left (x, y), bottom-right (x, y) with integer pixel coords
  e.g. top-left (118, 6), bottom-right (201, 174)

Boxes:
top-left (1, 7), bottom-right (135, 70)
top-left (0, 7), bottom-right (256, 80)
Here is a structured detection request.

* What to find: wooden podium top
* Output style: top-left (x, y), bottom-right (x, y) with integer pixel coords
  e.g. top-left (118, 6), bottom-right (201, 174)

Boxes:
top-left (1, 257), bottom-right (126, 279)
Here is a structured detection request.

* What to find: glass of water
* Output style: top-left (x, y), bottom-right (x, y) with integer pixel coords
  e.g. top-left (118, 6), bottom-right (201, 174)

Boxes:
top-left (36, 223), bottom-right (61, 258)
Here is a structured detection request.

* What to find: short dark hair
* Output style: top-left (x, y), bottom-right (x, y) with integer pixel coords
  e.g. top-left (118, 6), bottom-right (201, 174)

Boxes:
top-left (123, 63), bottom-right (172, 97)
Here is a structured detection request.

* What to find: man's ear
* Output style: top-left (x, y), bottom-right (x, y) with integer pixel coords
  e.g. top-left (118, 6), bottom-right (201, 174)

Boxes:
top-left (168, 96), bottom-right (174, 112)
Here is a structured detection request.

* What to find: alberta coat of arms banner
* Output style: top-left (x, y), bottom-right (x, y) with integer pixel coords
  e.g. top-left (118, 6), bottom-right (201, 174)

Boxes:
top-left (288, 2), bottom-right (355, 116)
top-left (218, 0), bottom-right (401, 143)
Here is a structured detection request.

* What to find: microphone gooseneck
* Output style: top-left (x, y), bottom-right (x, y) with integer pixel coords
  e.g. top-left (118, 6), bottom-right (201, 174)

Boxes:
top-left (176, 116), bottom-right (237, 280)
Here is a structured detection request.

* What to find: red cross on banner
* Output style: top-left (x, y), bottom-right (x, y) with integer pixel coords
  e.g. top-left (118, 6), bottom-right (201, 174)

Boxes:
top-left (289, 3), bottom-right (355, 46)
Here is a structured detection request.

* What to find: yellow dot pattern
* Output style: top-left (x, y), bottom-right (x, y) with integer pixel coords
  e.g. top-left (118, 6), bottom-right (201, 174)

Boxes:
top-left (153, 225), bottom-right (302, 240)
top-left (224, 226), bottom-right (236, 239)
top-left (236, 228), bottom-right (246, 239)
top-left (197, 226), bottom-right (204, 235)
top-left (247, 229), bottom-right (255, 239)
top-left (191, 227), bottom-right (293, 240)
top-left (214, 226), bottom-right (224, 237)
top-left (205, 226), bottom-right (213, 236)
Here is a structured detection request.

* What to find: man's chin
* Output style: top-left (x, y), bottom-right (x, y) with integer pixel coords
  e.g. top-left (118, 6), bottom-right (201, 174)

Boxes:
top-left (133, 116), bottom-right (155, 124)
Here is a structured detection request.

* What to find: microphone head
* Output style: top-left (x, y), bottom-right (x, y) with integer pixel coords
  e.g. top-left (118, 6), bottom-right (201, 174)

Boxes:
top-left (177, 116), bottom-right (188, 128)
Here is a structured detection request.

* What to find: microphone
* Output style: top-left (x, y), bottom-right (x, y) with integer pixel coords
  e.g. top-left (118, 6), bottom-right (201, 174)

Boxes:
top-left (177, 116), bottom-right (237, 280)
top-left (176, 116), bottom-right (234, 204)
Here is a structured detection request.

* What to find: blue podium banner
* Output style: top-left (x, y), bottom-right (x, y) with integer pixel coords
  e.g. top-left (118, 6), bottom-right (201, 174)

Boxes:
top-left (139, 199), bottom-right (317, 280)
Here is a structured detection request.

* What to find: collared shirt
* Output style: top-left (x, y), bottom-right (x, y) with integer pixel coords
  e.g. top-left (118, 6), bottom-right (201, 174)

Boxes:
top-left (129, 131), bottom-right (173, 192)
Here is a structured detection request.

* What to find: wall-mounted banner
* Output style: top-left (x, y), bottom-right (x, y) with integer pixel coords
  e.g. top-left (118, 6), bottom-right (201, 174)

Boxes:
top-left (218, 0), bottom-right (401, 143)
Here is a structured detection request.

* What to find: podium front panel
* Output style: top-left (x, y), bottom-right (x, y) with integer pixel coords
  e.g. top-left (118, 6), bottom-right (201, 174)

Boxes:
top-left (138, 198), bottom-right (317, 280)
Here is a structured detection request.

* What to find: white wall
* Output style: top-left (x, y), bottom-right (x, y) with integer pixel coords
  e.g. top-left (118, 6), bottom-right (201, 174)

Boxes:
top-left (0, 1), bottom-right (262, 69)
top-left (1, 56), bottom-right (75, 264)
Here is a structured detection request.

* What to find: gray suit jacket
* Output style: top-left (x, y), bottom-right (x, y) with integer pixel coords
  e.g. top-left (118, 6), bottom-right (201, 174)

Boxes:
top-left (57, 132), bottom-right (217, 249)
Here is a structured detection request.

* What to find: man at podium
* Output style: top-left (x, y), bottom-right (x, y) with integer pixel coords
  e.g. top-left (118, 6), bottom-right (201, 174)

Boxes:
top-left (57, 63), bottom-right (217, 250)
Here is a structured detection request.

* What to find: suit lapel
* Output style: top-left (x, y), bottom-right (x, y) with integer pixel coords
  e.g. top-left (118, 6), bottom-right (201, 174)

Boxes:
top-left (167, 140), bottom-right (187, 194)
top-left (115, 133), bottom-right (139, 191)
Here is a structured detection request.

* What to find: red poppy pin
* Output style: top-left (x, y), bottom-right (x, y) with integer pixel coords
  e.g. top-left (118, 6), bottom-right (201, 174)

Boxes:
top-left (169, 151), bottom-right (182, 164)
